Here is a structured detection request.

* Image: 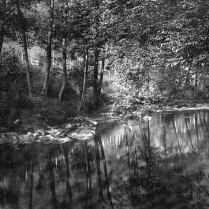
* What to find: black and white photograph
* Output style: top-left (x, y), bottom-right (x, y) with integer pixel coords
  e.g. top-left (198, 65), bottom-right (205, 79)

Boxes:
top-left (1, 0), bottom-right (209, 208)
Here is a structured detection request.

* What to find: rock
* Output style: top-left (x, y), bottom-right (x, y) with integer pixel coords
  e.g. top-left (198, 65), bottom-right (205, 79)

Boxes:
top-left (14, 119), bottom-right (21, 125)
top-left (143, 116), bottom-right (152, 121)
top-left (55, 131), bottom-right (62, 137)
top-left (10, 132), bottom-right (18, 135)
top-left (0, 134), bottom-right (7, 143)
top-left (9, 135), bottom-right (19, 144)
top-left (32, 133), bottom-right (40, 141)
top-left (87, 119), bottom-right (98, 125)
top-left (36, 129), bottom-right (45, 135)
top-left (0, 115), bottom-right (98, 144)
top-left (0, 126), bottom-right (7, 133)
top-left (70, 130), bottom-right (95, 140)
top-left (65, 123), bottom-right (73, 129)
top-left (41, 135), bottom-right (55, 142)
top-left (45, 129), bottom-right (57, 136)
top-left (55, 137), bottom-right (70, 143)
top-left (19, 134), bottom-right (30, 142)
top-left (59, 132), bottom-right (67, 137)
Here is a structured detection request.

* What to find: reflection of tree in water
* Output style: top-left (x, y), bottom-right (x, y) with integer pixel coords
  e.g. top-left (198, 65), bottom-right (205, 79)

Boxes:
top-left (94, 133), bottom-right (114, 208)
top-left (1, 110), bottom-right (209, 208)
top-left (100, 110), bottom-right (209, 208)
top-left (0, 142), bottom-right (98, 209)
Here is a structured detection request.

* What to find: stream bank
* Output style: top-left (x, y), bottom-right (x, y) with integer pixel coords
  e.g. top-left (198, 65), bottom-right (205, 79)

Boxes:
top-left (1, 99), bottom-right (209, 145)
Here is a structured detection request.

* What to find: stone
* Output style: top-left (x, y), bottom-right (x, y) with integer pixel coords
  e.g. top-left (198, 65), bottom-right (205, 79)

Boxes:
top-left (8, 135), bottom-right (19, 144)
top-left (54, 131), bottom-right (63, 137)
top-left (70, 130), bottom-right (95, 141)
top-left (41, 135), bottom-right (55, 142)
top-left (14, 119), bottom-right (21, 125)
top-left (65, 123), bottom-right (73, 129)
top-left (0, 126), bottom-right (7, 133)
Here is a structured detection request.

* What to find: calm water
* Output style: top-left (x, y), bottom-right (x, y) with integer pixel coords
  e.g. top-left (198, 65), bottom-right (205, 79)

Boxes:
top-left (1, 109), bottom-right (209, 209)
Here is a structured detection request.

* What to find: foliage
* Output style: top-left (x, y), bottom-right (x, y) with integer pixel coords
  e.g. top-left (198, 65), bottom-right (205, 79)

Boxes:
top-left (2, 0), bottom-right (209, 126)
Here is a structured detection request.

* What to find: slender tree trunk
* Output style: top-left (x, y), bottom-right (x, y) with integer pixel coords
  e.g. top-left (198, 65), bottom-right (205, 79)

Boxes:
top-left (93, 49), bottom-right (99, 106)
top-left (59, 3), bottom-right (68, 102)
top-left (93, 0), bottom-right (100, 107)
top-left (42, 0), bottom-right (55, 96)
top-left (98, 58), bottom-right (105, 96)
top-left (0, 0), bottom-right (6, 55)
top-left (16, 0), bottom-right (32, 97)
top-left (58, 36), bottom-right (67, 102)
top-left (78, 46), bottom-right (88, 111)
top-left (194, 70), bottom-right (198, 95)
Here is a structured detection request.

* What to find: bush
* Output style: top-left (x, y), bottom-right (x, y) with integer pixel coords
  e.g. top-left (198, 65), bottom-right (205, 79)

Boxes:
top-left (0, 49), bottom-right (28, 109)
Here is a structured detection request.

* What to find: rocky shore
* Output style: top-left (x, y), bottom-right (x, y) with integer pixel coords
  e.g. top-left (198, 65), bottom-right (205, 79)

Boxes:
top-left (0, 117), bottom-right (97, 144)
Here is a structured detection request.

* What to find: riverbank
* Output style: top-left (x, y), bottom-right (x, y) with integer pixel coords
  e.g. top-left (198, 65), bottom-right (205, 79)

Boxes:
top-left (1, 99), bottom-right (209, 145)
top-left (112, 100), bottom-right (209, 117)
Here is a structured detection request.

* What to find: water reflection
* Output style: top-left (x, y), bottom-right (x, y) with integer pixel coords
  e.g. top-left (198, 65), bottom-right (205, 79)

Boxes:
top-left (1, 110), bottom-right (209, 208)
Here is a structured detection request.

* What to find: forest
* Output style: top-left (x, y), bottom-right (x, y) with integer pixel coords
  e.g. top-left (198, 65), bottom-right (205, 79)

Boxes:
top-left (2, 1), bottom-right (209, 208)
top-left (1, 0), bottom-right (209, 128)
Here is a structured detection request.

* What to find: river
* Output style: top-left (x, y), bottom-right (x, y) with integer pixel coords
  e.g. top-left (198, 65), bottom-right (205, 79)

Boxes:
top-left (0, 109), bottom-right (209, 208)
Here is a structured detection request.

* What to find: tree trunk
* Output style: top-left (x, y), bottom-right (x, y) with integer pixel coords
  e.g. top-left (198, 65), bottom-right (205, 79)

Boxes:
top-left (42, 0), bottom-right (55, 96)
top-left (59, 2), bottom-right (68, 102)
top-left (194, 69), bottom-right (198, 95)
top-left (93, 49), bottom-right (99, 107)
top-left (16, 0), bottom-right (32, 97)
top-left (0, 0), bottom-right (6, 55)
top-left (78, 46), bottom-right (89, 111)
top-left (93, 0), bottom-right (100, 107)
top-left (98, 58), bottom-right (105, 96)
top-left (58, 37), bottom-right (67, 102)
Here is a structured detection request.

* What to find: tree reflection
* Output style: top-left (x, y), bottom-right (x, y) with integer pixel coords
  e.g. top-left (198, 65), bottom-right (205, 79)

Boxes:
top-left (61, 144), bottom-right (73, 208)
top-left (83, 140), bottom-right (92, 196)
top-left (185, 118), bottom-right (198, 155)
top-left (172, 118), bottom-right (183, 156)
top-left (98, 135), bottom-right (114, 209)
top-left (47, 151), bottom-right (58, 209)
top-left (94, 134), bottom-right (103, 205)
top-left (1, 110), bottom-right (209, 208)
top-left (195, 112), bottom-right (200, 151)
top-left (28, 157), bottom-right (33, 209)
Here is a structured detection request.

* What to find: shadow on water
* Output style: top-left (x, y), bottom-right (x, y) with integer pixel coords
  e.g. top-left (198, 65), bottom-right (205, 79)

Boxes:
top-left (1, 110), bottom-right (209, 208)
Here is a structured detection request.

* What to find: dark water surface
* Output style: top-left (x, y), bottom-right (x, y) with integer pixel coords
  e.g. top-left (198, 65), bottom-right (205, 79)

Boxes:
top-left (1, 109), bottom-right (209, 209)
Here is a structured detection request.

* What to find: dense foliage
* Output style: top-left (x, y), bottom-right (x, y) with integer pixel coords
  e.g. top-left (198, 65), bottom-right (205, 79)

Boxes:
top-left (1, 0), bottom-right (209, 121)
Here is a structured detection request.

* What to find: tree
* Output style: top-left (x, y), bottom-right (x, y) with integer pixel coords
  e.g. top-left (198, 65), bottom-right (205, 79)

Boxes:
top-left (58, 1), bottom-right (69, 102)
top-left (42, 0), bottom-right (55, 96)
top-left (78, 43), bottom-right (89, 111)
top-left (0, 0), bottom-right (6, 55)
top-left (16, 0), bottom-right (32, 97)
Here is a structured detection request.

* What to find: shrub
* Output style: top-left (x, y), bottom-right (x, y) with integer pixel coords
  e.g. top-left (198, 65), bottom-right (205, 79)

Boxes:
top-left (0, 48), bottom-right (27, 109)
